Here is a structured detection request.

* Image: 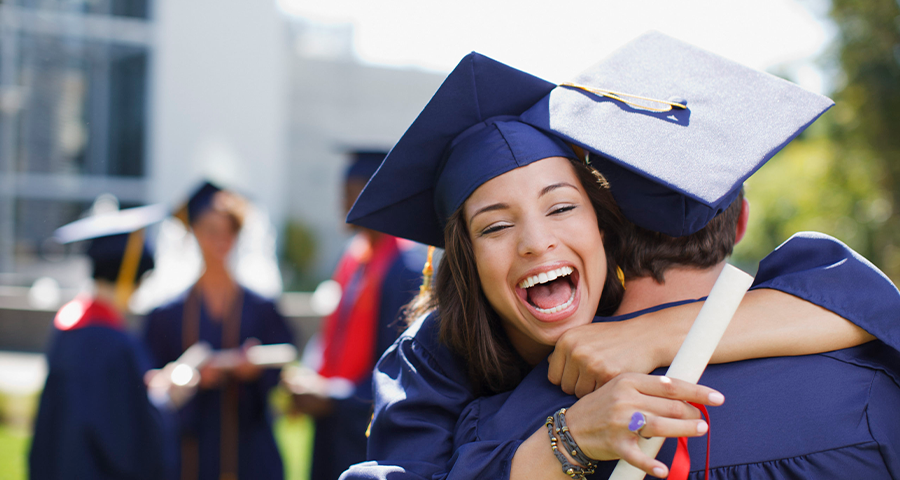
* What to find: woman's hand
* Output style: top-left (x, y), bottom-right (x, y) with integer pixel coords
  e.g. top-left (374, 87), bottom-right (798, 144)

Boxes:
top-left (548, 312), bottom-right (693, 397)
top-left (232, 338), bottom-right (263, 382)
top-left (509, 373), bottom-right (723, 480)
top-left (566, 373), bottom-right (723, 477)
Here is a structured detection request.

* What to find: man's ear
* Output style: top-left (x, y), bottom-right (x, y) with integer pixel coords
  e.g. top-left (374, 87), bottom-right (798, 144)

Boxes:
top-left (735, 198), bottom-right (750, 245)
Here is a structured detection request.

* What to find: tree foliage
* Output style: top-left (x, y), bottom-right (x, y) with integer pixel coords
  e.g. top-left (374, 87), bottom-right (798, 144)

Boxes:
top-left (733, 0), bottom-right (900, 280)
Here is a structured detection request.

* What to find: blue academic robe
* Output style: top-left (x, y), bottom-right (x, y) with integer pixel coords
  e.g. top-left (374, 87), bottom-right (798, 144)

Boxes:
top-left (143, 286), bottom-right (294, 480)
top-left (340, 232), bottom-right (900, 480)
top-left (30, 308), bottom-right (172, 480)
top-left (311, 244), bottom-right (425, 480)
top-left (451, 328), bottom-right (900, 479)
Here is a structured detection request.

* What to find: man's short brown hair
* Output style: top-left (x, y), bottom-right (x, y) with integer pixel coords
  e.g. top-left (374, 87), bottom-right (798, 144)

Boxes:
top-left (617, 189), bottom-right (744, 283)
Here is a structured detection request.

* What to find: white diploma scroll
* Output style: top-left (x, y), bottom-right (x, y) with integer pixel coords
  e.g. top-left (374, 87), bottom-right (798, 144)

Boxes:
top-left (209, 343), bottom-right (298, 370)
top-left (609, 264), bottom-right (755, 480)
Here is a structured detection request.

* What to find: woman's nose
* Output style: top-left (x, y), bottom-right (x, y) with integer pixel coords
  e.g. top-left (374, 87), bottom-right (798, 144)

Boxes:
top-left (517, 220), bottom-right (557, 257)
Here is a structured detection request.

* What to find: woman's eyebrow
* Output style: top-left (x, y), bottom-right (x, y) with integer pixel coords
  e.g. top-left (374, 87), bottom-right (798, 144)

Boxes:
top-left (540, 182), bottom-right (578, 197)
top-left (469, 203), bottom-right (509, 223)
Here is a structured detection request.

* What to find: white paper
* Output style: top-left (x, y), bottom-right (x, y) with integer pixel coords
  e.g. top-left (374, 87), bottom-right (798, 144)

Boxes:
top-left (609, 264), bottom-right (754, 480)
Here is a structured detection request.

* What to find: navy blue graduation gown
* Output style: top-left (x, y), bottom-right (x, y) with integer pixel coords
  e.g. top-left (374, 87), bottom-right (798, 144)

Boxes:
top-left (340, 232), bottom-right (900, 480)
top-left (451, 343), bottom-right (900, 479)
top-left (30, 306), bottom-right (171, 479)
top-left (143, 286), bottom-right (294, 480)
top-left (311, 244), bottom-right (425, 480)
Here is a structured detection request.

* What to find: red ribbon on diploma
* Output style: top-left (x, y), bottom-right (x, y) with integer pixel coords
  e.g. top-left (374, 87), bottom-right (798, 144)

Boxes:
top-left (669, 402), bottom-right (710, 480)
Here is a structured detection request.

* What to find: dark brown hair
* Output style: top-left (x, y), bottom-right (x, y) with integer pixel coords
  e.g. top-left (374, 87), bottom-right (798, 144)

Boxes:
top-left (191, 190), bottom-right (247, 233)
top-left (617, 189), bottom-right (744, 283)
top-left (406, 158), bottom-right (625, 396)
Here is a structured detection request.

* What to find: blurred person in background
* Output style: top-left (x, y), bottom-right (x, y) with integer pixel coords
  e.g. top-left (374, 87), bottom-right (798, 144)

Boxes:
top-left (30, 203), bottom-right (175, 480)
top-left (142, 182), bottom-right (294, 480)
top-left (284, 152), bottom-right (425, 480)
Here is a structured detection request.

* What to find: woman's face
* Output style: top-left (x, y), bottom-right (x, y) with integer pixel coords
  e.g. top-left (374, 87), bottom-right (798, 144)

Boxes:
top-left (192, 210), bottom-right (238, 264)
top-left (464, 156), bottom-right (607, 364)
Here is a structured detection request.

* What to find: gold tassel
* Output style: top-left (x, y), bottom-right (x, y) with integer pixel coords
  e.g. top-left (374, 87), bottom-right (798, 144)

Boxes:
top-left (419, 246), bottom-right (436, 295)
top-left (616, 266), bottom-right (626, 290)
top-left (115, 229), bottom-right (146, 311)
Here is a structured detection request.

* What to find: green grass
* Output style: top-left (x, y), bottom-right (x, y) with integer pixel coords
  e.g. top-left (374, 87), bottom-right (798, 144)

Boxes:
top-left (0, 424), bottom-right (29, 480)
top-left (0, 415), bottom-right (312, 480)
top-left (0, 384), bottom-right (313, 480)
top-left (276, 414), bottom-right (314, 480)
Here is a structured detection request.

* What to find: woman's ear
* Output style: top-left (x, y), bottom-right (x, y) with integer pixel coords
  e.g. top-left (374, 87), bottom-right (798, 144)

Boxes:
top-left (734, 198), bottom-right (750, 245)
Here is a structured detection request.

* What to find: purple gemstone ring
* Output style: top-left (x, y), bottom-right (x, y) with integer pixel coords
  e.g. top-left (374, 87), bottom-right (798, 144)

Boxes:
top-left (628, 411), bottom-right (647, 435)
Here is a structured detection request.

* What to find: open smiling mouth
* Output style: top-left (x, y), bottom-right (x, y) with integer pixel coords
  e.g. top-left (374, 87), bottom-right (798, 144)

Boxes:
top-left (517, 266), bottom-right (578, 315)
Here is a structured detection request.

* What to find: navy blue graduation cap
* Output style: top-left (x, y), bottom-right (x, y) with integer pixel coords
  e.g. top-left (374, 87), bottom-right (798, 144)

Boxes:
top-left (520, 31), bottom-right (835, 237)
top-left (346, 52), bottom-right (576, 247)
top-left (345, 151), bottom-right (387, 183)
top-left (55, 203), bottom-right (167, 303)
top-left (178, 181), bottom-right (222, 225)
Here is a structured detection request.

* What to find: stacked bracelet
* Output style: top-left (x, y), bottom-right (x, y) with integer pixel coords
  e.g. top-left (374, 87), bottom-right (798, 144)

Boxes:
top-left (545, 408), bottom-right (596, 480)
top-left (554, 408), bottom-right (598, 468)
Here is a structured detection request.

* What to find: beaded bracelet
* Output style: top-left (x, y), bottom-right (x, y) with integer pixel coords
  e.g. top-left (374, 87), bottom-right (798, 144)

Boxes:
top-left (554, 407), bottom-right (598, 469)
top-left (546, 414), bottom-right (596, 480)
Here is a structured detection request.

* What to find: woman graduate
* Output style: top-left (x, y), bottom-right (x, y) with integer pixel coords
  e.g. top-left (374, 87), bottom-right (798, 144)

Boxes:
top-left (143, 182), bottom-right (294, 480)
top-left (340, 45), bottom-right (898, 480)
top-left (30, 203), bottom-right (173, 480)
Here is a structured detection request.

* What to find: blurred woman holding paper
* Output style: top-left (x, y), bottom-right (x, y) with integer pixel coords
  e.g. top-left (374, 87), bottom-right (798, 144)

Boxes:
top-left (142, 181), bottom-right (294, 480)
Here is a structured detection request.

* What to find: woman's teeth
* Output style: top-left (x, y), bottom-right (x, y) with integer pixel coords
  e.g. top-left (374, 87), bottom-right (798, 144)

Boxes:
top-left (518, 266), bottom-right (574, 289)
top-left (533, 288), bottom-right (576, 314)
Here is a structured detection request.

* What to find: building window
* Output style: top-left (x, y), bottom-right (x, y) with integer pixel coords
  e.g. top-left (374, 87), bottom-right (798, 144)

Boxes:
top-left (10, 0), bottom-right (151, 19)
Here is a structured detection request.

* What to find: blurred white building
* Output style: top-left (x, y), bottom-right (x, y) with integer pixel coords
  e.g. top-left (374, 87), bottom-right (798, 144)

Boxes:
top-left (0, 0), bottom-right (443, 298)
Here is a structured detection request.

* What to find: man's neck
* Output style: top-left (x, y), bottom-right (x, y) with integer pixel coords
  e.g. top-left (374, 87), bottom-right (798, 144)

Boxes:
top-left (93, 281), bottom-right (126, 317)
top-left (615, 262), bottom-right (726, 316)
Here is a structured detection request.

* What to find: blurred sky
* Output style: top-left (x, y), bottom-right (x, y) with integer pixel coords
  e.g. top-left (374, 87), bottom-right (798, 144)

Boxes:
top-left (277, 0), bottom-right (834, 94)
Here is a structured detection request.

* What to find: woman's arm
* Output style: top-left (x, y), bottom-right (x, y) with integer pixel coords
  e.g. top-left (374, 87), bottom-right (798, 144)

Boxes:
top-left (712, 288), bottom-right (873, 361)
top-left (549, 288), bottom-right (872, 397)
top-left (551, 232), bottom-right (896, 398)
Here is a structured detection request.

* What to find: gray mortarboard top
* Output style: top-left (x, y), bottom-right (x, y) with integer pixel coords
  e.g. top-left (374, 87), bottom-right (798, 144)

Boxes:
top-left (54, 203), bottom-right (167, 269)
top-left (347, 52), bottom-right (576, 248)
top-left (54, 203), bottom-right (168, 245)
top-left (521, 31), bottom-right (835, 237)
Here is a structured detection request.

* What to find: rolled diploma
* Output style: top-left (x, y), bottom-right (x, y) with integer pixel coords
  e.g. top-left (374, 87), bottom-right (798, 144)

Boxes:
top-left (609, 264), bottom-right (754, 480)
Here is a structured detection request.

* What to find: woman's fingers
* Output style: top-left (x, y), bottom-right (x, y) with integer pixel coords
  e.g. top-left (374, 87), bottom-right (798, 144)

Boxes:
top-left (616, 443), bottom-right (669, 479)
top-left (636, 412), bottom-right (708, 439)
top-left (547, 349), bottom-right (565, 386)
top-left (630, 395), bottom-right (702, 421)
top-left (574, 376), bottom-right (597, 399)
top-left (628, 374), bottom-right (725, 407)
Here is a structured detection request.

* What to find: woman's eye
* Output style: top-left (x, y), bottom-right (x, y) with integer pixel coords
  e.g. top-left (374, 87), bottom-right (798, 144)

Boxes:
top-left (480, 224), bottom-right (510, 236)
top-left (550, 205), bottom-right (576, 215)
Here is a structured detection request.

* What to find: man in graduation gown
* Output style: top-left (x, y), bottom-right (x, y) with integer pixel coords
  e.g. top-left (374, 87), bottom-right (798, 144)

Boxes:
top-left (285, 152), bottom-right (425, 480)
top-left (29, 204), bottom-right (175, 480)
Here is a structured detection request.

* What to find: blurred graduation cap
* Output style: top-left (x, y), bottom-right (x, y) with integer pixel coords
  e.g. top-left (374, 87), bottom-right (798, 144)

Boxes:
top-left (174, 180), bottom-right (221, 226)
top-left (55, 203), bottom-right (168, 309)
top-left (172, 179), bottom-right (249, 233)
top-left (347, 52), bottom-right (576, 247)
top-left (520, 31), bottom-right (835, 237)
top-left (345, 151), bottom-right (387, 183)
